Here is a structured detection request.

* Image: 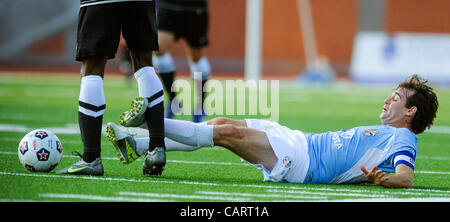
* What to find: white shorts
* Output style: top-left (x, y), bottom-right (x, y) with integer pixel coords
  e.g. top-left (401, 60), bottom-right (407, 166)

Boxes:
top-left (245, 119), bottom-right (310, 183)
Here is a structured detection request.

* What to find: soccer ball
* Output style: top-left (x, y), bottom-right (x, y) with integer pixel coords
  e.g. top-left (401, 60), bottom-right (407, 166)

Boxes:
top-left (18, 129), bottom-right (63, 172)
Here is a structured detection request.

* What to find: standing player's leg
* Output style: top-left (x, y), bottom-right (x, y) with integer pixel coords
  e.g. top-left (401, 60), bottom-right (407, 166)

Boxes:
top-left (129, 51), bottom-right (165, 152)
top-left (78, 58), bottom-right (107, 165)
top-left (56, 58), bottom-right (107, 176)
top-left (185, 46), bottom-right (210, 122)
top-left (184, 3), bottom-right (210, 123)
top-left (122, 1), bottom-right (166, 175)
top-left (119, 44), bottom-right (133, 85)
top-left (56, 3), bottom-right (122, 176)
top-left (152, 31), bottom-right (178, 118)
top-left (129, 51), bottom-right (167, 175)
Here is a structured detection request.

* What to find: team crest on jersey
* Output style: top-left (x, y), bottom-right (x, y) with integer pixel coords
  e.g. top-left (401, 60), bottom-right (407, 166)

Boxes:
top-left (36, 148), bottom-right (50, 161)
top-left (283, 156), bottom-right (292, 168)
top-left (19, 141), bottom-right (29, 155)
top-left (363, 129), bottom-right (378, 136)
top-left (34, 130), bottom-right (48, 139)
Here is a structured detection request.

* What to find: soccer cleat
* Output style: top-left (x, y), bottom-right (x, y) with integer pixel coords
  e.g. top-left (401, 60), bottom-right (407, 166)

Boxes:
top-left (120, 97), bottom-right (148, 127)
top-left (56, 156), bottom-right (104, 176)
top-left (106, 122), bottom-right (140, 164)
top-left (142, 147), bottom-right (166, 176)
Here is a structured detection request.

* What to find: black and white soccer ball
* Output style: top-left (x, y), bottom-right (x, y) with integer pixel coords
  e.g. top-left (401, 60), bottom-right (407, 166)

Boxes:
top-left (18, 129), bottom-right (63, 172)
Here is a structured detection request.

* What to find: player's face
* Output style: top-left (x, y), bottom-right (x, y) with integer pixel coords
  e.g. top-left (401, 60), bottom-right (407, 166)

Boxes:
top-left (380, 87), bottom-right (414, 127)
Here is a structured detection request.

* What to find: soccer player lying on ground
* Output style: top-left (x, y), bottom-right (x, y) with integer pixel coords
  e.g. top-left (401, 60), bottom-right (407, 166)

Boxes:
top-left (106, 74), bottom-right (438, 188)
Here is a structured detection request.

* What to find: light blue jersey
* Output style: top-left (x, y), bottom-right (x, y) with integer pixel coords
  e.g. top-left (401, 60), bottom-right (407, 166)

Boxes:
top-left (304, 125), bottom-right (417, 184)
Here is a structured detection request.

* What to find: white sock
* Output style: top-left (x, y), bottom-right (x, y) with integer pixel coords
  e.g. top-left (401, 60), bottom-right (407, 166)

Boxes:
top-left (135, 137), bottom-right (201, 155)
top-left (189, 57), bottom-right (210, 115)
top-left (152, 53), bottom-right (176, 73)
top-left (78, 75), bottom-right (105, 117)
top-left (188, 56), bottom-right (211, 80)
top-left (134, 66), bottom-right (164, 108)
top-left (164, 118), bottom-right (214, 148)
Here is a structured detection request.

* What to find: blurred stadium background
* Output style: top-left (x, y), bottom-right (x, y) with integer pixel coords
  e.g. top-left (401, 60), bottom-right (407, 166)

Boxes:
top-left (1, 0), bottom-right (450, 84)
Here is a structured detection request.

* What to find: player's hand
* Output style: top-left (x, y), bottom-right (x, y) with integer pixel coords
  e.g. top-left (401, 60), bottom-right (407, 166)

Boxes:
top-left (360, 165), bottom-right (389, 185)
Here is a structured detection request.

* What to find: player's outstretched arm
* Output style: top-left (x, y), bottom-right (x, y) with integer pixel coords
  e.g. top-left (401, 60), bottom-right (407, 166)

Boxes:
top-left (360, 165), bottom-right (413, 188)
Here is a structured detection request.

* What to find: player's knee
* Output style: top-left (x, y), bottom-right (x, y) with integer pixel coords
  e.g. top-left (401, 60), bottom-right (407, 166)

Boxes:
top-left (81, 58), bottom-right (107, 76)
top-left (217, 124), bottom-right (244, 140)
top-left (189, 48), bottom-right (204, 62)
top-left (214, 124), bottom-right (244, 147)
top-left (155, 50), bottom-right (165, 56)
top-left (130, 51), bottom-right (153, 70)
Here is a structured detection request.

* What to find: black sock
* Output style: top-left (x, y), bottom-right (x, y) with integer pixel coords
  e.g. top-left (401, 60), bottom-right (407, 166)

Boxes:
top-left (78, 110), bottom-right (103, 163)
top-left (160, 71), bottom-right (176, 102)
top-left (144, 91), bottom-right (166, 151)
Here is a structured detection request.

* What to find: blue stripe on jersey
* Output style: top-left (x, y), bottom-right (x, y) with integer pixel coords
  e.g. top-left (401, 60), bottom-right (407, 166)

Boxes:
top-left (393, 151), bottom-right (415, 170)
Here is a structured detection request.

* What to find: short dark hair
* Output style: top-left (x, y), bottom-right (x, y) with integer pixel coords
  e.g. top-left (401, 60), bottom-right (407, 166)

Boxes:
top-left (398, 74), bottom-right (439, 134)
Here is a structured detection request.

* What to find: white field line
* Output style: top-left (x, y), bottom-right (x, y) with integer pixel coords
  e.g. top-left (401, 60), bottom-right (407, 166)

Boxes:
top-left (266, 189), bottom-right (387, 198)
top-left (168, 159), bottom-right (246, 166)
top-left (0, 123), bottom-right (80, 135)
top-left (418, 156), bottom-right (450, 161)
top-left (2, 151), bottom-right (450, 176)
top-left (425, 126), bottom-right (450, 135)
top-left (3, 151), bottom-right (450, 177)
top-left (266, 184), bottom-right (450, 195)
top-left (118, 191), bottom-right (249, 201)
top-left (39, 193), bottom-right (169, 202)
top-left (2, 171), bottom-right (450, 199)
top-left (267, 188), bottom-right (450, 198)
top-left (0, 151), bottom-right (248, 166)
top-left (416, 170), bottom-right (450, 175)
top-left (0, 171), bottom-right (171, 184)
top-left (195, 191), bottom-right (326, 200)
top-left (0, 198), bottom-right (49, 202)
top-left (42, 191), bottom-right (323, 202)
top-left (231, 183), bottom-right (450, 196)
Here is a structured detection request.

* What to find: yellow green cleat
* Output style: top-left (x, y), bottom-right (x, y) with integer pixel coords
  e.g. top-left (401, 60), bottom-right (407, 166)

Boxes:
top-left (106, 122), bottom-right (140, 164)
top-left (120, 97), bottom-right (148, 128)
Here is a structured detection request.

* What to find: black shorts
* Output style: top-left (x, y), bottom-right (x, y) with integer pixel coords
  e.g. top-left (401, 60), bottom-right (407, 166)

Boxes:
top-left (157, 2), bottom-right (209, 48)
top-left (76, 1), bottom-right (159, 61)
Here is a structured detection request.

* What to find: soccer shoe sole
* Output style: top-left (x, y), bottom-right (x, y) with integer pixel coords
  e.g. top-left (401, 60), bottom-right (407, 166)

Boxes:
top-left (106, 122), bottom-right (139, 164)
top-left (120, 97), bottom-right (148, 127)
top-left (142, 147), bottom-right (166, 176)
